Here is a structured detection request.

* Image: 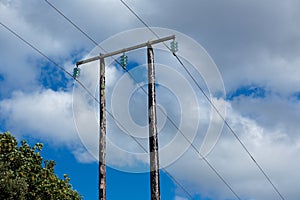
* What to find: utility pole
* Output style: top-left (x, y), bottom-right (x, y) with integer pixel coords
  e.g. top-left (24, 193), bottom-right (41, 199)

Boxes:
top-left (148, 45), bottom-right (160, 200)
top-left (99, 55), bottom-right (106, 200)
top-left (75, 35), bottom-right (175, 200)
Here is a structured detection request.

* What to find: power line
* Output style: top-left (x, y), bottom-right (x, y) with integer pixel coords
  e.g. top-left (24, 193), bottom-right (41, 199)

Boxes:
top-left (41, 1), bottom-right (242, 199)
top-left (118, 1), bottom-right (286, 200)
top-left (43, 0), bottom-right (128, 71)
top-left (0, 21), bottom-right (94, 101)
top-left (106, 112), bottom-right (194, 199)
top-left (0, 21), bottom-right (194, 199)
top-left (40, 1), bottom-right (194, 198)
top-left (44, 0), bottom-right (97, 47)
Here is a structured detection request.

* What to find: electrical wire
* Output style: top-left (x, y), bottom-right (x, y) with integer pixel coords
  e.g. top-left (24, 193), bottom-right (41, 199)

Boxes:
top-left (106, 112), bottom-right (194, 199)
top-left (41, 1), bottom-right (243, 199)
top-left (119, 1), bottom-right (286, 200)
top-left (0, 22), bottom-right (96, 104)
top-left (44, 0), bottom-right (97, 46)
top-left (0, 20), bottom-right (194, 199)
top-left (43, 0), bottom-right (128, 71)
top-left (41, 1), bottom-right (195, 198)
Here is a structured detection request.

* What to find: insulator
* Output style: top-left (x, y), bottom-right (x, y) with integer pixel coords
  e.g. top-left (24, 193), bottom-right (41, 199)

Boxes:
top-left (120, 54), bottom-right (128, 69)
top-left (170, 40), bottom-right (178, 53)
top-left (73, 67), bottom-right (80, 79)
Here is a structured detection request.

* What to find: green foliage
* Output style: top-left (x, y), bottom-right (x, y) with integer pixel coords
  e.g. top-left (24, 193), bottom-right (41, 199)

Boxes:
top-left (0, 132), bottom-right (82, 200)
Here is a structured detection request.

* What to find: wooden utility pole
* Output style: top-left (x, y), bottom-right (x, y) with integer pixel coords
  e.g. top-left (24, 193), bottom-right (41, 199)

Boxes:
top-left (99, 55), bottom-right (106, 200)
top-left (148, 45), bottom-right (161, 200)
top-left (75, 35), bottom-right (175, 200)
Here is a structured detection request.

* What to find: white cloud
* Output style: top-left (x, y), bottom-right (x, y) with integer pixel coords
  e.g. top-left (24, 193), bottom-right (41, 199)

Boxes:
top-left (0, 88), bottom-right (98, 163)
top-left (0, 0), bottom-right (137, 96)
top-left (166, 102), bottom-right (300, 199)
top-left (230, 94), bottom-right (300, 139)
top-left (125, 0), bottom-right (300, 95)
top-left (174, 196), bottom-right (188, 200)
top-left (71, 146), bottom-right (97, 163)
top-left (1, 0), bottom-right (300, 199)
top-left (0, 89), bottom-right (77, 143)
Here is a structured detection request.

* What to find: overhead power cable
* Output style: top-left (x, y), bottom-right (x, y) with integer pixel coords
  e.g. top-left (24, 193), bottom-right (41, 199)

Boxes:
top-left (118, 1), bottom-right (286, 200)
top-left (43, 0), bottom-right (126, 70)
top-left (0, 22), bottom-right (93, 101)
top-left (44, 0), bottom-right (98, 46)
top-left (0, 20), bottom-right (194, 199)
top-left (42, 1), bottom-right (195, 198)
top-left (41, 1), bottom-right (244, 199)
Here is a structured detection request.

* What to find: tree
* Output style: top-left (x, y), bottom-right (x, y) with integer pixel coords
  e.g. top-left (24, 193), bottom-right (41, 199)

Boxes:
top-left (0, 132), bottom-right (82, 200)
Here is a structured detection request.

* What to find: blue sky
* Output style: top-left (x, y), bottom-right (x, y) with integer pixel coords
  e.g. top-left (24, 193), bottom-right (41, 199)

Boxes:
top-left (1, 0), bottom-right (300, 199)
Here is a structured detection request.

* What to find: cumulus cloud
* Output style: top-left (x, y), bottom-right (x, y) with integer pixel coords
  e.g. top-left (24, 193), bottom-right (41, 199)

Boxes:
top-left (0, 89), bottom-right (76, 142)
top-left (125, 0), bottom-right (300, 95)
top-left (0, 88), bottom-right (97, 163)
top-left (0, 0), bottom-right (138, 97)
top-left (174, 196), bottom-right (188, 200)
top-left (230, 94), bottom-right (300, 139)
top-left (1, 0), bottom-right (300, 199)
top-left (166, 102), bottom-right (300, 199)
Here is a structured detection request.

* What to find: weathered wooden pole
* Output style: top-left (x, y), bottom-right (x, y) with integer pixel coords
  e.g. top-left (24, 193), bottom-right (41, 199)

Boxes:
top-left (99, 55), bottom-right (106, 200)
top-left (76, 36), bottom-right (175, 200)
top-left (147, 44), bottom-right (161, 200)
